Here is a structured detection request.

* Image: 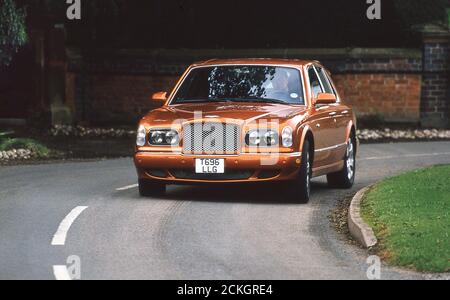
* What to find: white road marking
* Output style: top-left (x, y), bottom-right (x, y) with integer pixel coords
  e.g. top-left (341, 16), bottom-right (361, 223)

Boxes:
top-left (53, 265), bottom-right (72, 280)
top-left (51, 206), bottom-right (88, 246)
top-left (116, 183), bottom-right (138, 191)
top-left (361, 152), bottom-right (450, 161)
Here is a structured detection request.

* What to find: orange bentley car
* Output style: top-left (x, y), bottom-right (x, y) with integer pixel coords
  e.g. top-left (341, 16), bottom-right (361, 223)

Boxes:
top-left (134, 59), bottom-right (357, 203)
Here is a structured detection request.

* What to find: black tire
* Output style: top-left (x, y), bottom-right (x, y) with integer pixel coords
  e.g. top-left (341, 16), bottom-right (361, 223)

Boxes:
top-left (138, 179), bottom-right (166, 197)
top-left (286, 140), bottom-right (312, 203)
top-left (327, 133), bottom-right (356, 189)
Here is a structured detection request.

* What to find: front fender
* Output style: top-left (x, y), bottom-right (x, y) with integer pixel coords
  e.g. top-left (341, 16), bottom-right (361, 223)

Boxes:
top-left (296, 124), bottom-right (313, 153)
top-left (345, 119), bottom-right (358, 154)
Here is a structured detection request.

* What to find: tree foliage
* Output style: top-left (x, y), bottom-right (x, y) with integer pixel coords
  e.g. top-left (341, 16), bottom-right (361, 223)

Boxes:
top-left (0, 0), bottom-right (28, 66)
top-left (393, 0), bottom-right (449, 27)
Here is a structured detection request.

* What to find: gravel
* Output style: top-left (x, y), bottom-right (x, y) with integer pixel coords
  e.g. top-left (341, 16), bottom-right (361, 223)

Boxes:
top-left (0, 149), bottom-right (38, 162)
top-left (50, 125), bottom-right (135, 138)
top-left (357, 128), bottom-right (450, 142)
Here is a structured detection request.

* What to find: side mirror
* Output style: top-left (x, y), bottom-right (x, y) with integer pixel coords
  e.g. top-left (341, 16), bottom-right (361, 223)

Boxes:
top-left (315, 93), bottom-right (337, 105)
top-left (151, 92), bottom-right (168, 106)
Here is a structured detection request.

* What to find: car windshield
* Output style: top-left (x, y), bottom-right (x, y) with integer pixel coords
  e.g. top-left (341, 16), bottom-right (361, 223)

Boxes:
top-left (171, 65), bottom-right (304, 105)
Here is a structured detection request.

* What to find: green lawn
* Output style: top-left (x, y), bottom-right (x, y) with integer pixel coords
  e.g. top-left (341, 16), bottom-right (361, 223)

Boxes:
top-left (361, 165), bottom-right (450, 273)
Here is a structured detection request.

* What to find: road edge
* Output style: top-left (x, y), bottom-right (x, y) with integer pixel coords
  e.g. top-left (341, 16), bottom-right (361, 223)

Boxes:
top-left (348, 186), bottom-right (378, 248)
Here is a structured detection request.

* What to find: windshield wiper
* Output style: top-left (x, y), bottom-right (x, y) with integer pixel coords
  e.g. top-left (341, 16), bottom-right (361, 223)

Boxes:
top-left (173, 99), bottom-right (211, 104)
top-left (174, 97), bottom-right (288, 105)
top-left (233, 97), bottom-right (288, 105)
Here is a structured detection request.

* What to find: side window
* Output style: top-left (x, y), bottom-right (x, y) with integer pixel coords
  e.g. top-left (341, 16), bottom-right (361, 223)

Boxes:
top-left (315, 66), bottom-right (334, 94)
top-left (308, 67), bottom-right (323, 99)
top-left (323, 70), bottom-right (339, 99)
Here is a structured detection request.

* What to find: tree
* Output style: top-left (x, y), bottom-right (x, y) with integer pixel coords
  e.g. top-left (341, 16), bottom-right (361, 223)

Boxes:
top-left (393, 0), bottom-right (449, 28)
top-left (0, 0), bottom-right (27, 66)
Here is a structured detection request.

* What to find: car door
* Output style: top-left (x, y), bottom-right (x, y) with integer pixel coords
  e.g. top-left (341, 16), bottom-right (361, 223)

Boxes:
top-left (307, 66), bottom-right (338, 169)
top-left (316, 66), bottom-right (350, 160)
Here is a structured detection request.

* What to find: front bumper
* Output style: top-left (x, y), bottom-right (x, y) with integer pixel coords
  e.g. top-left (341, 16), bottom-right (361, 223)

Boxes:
top-left (134, 151), bottom-right (302, 183)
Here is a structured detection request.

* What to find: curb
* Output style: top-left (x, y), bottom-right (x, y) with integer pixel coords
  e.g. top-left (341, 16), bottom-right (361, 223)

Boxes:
top-left (348, 186), bottom-right (378, 248)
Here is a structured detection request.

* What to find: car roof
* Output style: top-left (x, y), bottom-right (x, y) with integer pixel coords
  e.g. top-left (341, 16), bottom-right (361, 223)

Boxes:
top-left (192, 58), bottom-right (318, 68)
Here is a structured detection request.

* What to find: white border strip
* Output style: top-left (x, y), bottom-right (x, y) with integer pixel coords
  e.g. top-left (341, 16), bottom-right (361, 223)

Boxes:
top-left (53, 265), bottom-right (72, 280)
top-left (116, 183), bottom-right (138, 191)
top-left (361, 152), bottom-right (450, 161)
top-left (51, 206), bottom-right (88, 246)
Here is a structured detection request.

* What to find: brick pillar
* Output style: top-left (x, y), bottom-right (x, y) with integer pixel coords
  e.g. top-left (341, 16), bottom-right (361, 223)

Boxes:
top-left (418, 24), bottom-right (450, 128)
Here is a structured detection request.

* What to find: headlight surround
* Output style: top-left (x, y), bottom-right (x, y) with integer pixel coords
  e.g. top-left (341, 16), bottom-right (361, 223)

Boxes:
top-left (136, 125), bottom-right (146, 146)
top-left (149, 129), bottom-right (179, 146)
top-left (281, 126), bottom-right (293, 148)
top-left (246, 129), bottom-right (278, 147)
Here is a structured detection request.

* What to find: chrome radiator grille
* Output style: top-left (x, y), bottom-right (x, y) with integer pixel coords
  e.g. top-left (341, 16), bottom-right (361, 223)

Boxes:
top-left (182, 123), bottom-right (240, 154)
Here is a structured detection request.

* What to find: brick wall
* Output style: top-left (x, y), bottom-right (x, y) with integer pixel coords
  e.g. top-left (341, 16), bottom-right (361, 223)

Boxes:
top-left (325, 55), bottom-right (423, 122)
top-left (86, 74), bottom-right (178, 124)
top-left (334, 74), bottom-right (421, 121)
top-left (66, 48), bottom-right (444, 126)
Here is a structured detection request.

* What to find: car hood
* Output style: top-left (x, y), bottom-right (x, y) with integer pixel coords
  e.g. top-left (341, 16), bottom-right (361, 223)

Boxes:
top-left (143, 102), bottom-right (307, 125)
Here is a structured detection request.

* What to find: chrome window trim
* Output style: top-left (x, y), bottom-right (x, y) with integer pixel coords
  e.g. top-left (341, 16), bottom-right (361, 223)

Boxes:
top-left (312, 65), bottom-right (326, 94)
top-left (314, 65), bottom-right (341, 103)
top-left (308, 64), bottom-right (341, 105)
top-left (323, 68), bottom-right (342, 103)
top-left (306, 65), bottom-right (324, 100)
top-left (168, 64), bottom-right (307, 107)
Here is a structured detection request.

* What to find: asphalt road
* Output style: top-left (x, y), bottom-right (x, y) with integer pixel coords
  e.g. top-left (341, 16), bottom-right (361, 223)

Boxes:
top-left (1, 141), bottom-right (450, 280)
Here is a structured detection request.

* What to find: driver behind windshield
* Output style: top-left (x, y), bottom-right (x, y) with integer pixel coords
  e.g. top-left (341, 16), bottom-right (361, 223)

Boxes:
top-left (172, 65), bottom-right (304, 105)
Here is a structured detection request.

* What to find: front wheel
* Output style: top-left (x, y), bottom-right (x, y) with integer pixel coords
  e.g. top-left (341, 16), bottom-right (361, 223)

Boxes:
top-left (138, 179), bottom-right (166, 197)
top-left (285, 140), bottom-right (312, 203)
top-left (327, 134), bottom-right (356, 189)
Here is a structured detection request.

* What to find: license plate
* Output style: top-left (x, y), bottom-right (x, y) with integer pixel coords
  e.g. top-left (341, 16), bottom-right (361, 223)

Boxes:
top-left (195, 159), bottom-right (225, 174)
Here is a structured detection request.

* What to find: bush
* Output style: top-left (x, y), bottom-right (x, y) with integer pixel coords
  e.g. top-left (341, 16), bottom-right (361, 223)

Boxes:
top-left (0, 138), bottom-right (50, 157)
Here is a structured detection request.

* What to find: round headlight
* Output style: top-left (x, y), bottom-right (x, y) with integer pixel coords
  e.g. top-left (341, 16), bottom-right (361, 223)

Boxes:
top-left (264, 130), bottom-right (278, 146)
top-left (165, 130), bottom-right (179, 145)
top-left (136, 125), bottom-right (146, 146)
top-left (282, 127), bottom-right (293, 147)
top-left (248, 130), bottom-right (261, 146)
top-left (150, 131), bottom-right (164, 144)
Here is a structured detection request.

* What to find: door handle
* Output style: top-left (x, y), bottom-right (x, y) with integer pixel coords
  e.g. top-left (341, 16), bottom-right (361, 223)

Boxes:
top-left (329, 112), bottom-right (337, 116)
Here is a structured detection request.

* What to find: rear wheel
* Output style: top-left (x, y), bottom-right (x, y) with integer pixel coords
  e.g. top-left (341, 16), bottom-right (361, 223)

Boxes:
top-left (286, 140), bottom-right (312, 203)
top-left (138, 179), bottom-right (166, 197)
top-left (327, 133), bottom-right (356, 189)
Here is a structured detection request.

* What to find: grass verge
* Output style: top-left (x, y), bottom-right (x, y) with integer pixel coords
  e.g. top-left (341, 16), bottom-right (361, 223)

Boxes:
top-left (361, 165), bottom-right (450, 273)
